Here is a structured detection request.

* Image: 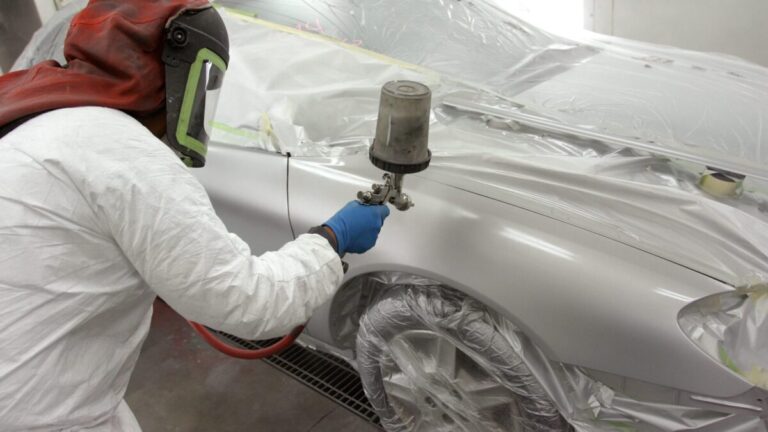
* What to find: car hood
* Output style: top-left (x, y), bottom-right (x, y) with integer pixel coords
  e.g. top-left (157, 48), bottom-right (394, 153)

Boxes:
top-left (448, 46), bottom-right (768, 183)
top-left (419, 141), bottom-right (768, 287)
top-left (427, 43), bottom-right (768, 286)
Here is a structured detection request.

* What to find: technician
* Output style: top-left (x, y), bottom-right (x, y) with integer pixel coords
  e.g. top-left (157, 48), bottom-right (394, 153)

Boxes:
top-left (0, 1), bottom-right (388, 430)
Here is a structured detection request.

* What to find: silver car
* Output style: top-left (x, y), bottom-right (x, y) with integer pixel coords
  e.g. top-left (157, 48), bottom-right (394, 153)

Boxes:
top-left (16, 1), bottom-right (768, 431)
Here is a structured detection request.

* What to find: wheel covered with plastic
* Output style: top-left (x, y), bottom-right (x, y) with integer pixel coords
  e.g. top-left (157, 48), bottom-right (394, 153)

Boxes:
top-left (356, 285), bottom-right (571, 432)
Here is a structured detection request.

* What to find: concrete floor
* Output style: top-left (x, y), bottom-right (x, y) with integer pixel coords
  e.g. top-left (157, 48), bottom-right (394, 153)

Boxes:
top-left (126, 301), bottom-right (380, 432)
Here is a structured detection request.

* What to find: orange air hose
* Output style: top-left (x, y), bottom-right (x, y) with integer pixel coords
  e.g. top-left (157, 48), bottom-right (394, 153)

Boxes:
top-left (189, 321), bottom-right (304, 359)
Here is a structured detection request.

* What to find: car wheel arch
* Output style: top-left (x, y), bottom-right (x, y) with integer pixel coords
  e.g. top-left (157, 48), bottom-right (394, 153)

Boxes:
top-left (327, 269), bottom-right (556, 359)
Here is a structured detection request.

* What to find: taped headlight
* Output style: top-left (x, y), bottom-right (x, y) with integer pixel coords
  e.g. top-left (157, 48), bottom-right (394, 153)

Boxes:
top-left (678, 285), bottom-right (768, 390)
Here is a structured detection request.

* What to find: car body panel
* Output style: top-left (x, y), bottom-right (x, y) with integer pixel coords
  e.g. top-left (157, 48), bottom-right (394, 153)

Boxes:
top-left (287, 153), bottom-right (751, 397)
top-left (192, 146), bottom-right (292, 254)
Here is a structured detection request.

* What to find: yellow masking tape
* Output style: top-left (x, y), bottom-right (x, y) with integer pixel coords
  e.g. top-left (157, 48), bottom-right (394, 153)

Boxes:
top-left (260, 113), bottom-right (273, 138)
top-left (698, 173), bottom-right (743, 197)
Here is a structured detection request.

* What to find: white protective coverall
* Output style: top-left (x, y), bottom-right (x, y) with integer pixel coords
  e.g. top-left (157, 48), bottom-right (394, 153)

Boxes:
top-left (0, 107), bottom-right (344, 431)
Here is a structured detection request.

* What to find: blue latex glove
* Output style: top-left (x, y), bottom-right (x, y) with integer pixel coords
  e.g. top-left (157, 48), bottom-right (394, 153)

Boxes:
top-left (324, 201), bottom-right (390, 255)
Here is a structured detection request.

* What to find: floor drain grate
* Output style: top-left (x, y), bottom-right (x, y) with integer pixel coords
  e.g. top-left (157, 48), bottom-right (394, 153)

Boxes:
top-left (217, 331), bottom-right (382, 428)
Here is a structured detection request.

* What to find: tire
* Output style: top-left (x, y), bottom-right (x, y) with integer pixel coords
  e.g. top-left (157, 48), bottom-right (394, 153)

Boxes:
top-left (356, 285), bottom-right (571, 432)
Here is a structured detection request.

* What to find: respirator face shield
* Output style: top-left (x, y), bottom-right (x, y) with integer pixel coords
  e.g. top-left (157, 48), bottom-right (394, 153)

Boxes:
top-left (174, 49), bottom-right (226, 162)
top-left (163, 7), bottom-right (229, 167)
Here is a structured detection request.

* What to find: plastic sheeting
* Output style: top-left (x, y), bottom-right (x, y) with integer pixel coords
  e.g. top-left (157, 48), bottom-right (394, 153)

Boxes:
top-left (354, 273), bottom-right (767, 432)
top-left (679, 285), bottom-right (768, 391)
top-left (222, 0), bottom-right (597, 97)
top-left (210, 11), bottom-right (439, 156)
top-left (220, 0), bottom-right (768, 180)
top-left (210, 4), bottom-right (768, 285)
top-left (11, 0), bottom-right (86, 71)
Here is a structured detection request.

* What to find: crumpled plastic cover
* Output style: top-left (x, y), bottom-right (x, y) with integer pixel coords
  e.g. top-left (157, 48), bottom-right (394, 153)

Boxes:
top-left (212, 3), bottom-right (768, 285)
top-left (354, 273), bottom-right (767, 432)
top-left (11, 0), bottom-right (87, 71)
top-left (220, 0), bottom-right (768, 179)
top-left (679, 285), bottom-right (768, 391)
top-left (210, 9), bottom-right (438, 156)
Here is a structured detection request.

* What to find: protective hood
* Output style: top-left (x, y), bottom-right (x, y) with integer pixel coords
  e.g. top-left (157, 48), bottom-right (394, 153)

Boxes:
top-left (0, 0), bottom-right (210, 131)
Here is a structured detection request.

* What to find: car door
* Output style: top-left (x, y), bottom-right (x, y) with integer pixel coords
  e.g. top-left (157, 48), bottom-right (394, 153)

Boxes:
top-left (192, 144), bottom-right (294, 255)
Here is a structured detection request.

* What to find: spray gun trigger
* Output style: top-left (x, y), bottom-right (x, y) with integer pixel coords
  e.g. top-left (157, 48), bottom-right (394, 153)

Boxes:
top-left (357, 173), bottom-right (414, 211)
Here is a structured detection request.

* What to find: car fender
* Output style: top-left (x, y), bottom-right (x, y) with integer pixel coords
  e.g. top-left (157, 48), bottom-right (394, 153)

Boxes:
top-left (289, 153), bottom-right (751, 398)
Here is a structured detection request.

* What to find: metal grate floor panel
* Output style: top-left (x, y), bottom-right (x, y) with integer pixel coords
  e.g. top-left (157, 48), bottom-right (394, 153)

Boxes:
top-left (216, 331), bottom-right (382, 428)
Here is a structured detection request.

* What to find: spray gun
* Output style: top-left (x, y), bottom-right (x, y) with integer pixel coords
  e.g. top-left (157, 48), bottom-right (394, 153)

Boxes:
top-left (358, 81), bottom-right (432, 210)
top-left (189, 81), bottom-right (433, 360)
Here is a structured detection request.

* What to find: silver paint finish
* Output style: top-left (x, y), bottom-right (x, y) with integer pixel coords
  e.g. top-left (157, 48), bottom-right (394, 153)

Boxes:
top-left (285, 153), bottom-right (751, 397)
top-left (193, 145), bottom-right (293, 254)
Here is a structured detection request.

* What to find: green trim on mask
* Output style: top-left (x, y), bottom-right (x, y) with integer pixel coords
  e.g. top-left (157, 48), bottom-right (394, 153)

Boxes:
top-left (176, 48), bottom-right (227, 158)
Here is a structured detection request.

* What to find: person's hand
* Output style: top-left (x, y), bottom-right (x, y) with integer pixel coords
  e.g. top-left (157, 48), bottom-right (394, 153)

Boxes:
top-left (323, 201), bottom-right (390, 255)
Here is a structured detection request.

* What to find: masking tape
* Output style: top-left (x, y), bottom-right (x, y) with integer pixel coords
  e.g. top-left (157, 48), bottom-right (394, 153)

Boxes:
top-left (698, 170), bottom-right (744, 197)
